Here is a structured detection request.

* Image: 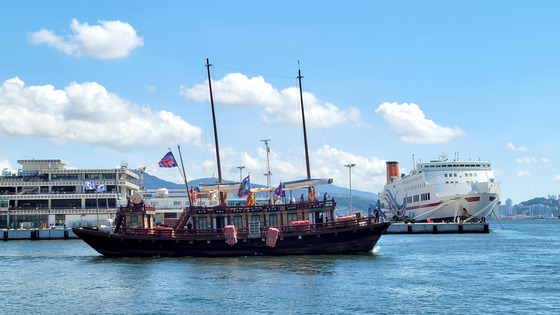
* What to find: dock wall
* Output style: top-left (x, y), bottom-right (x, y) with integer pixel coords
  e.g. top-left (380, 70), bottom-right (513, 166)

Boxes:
top-left (385, 222), bottom-right (489, 234)
top-left (2, 229), bottom-right (77, 240)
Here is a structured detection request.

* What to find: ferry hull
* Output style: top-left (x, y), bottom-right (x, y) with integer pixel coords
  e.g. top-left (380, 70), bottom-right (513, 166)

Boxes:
top-left (381, 191), bottom-right (499, 222)
top-left (73, 222), bottom-right (390, 257)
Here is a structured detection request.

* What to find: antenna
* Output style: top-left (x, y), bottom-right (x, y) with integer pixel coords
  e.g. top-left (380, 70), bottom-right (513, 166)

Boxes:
top-left (261, 139), bottom-right (272, 202)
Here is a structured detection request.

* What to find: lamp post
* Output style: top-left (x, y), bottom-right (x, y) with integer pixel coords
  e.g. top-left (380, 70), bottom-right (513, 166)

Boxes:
top-left (344, 163), bottom-right (356, 214)
top-left (237, 166), bottom-right (245, 182)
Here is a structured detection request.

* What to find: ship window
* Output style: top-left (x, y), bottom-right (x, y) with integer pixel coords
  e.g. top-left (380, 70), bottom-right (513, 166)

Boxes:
top-left (446, 181), bottom-right (449, 184)
top-left (465, 173), bottom-right (469, 177)
top-left (268, 214), bottom-right (278, 227)
top-left (474, 173), bottom-right (477, 177)
top-left (173, 201), bottom-right (182, 206)
top-left (233, 216), bottom-right (243, 228)
top-left (198, 217), bottom-right (208, 230)
top-left (444, 174), bottom-right (448, 177)
top-left (413, 195), bottom-right (419, 202)
top-left (454, 174), bottom-right (457, 177)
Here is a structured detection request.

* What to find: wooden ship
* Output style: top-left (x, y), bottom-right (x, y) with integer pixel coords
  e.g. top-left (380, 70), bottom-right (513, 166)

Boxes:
top-left (73, 59), bottom-right (390, 257)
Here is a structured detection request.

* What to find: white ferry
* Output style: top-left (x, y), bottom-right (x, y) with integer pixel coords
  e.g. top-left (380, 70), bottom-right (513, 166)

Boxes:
top-left (378, 154), bottom-right (501, 223)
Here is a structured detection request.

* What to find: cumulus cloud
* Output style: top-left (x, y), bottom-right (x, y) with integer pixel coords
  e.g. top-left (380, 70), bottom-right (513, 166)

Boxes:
top-left (180, 73), bottom-right (363, 128)
top-left (375, 102), bottom-right (464, 144)
top-left (515, 156), bottom-right (536, 163)
top-left (506, 142), bottom-right (527, 152)
top-left (0, 77), bottom-right (201, 149)
top-left (28, 18), bottom-right (143, 59)
top-left (517, 171), bottom-right (531, 177)
top-left (552, 175), bottom-right (560, 182)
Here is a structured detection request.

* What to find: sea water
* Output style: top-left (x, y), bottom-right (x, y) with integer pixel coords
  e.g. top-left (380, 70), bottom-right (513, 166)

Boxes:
top-left (1, 220), bottom-right (559, 314)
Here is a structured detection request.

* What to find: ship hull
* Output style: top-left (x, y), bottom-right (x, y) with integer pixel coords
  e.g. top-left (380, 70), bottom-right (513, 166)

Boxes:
top-left (384, 192), bottom-right (498, 222)
top-left (73, 222), bottom-right (390, 257)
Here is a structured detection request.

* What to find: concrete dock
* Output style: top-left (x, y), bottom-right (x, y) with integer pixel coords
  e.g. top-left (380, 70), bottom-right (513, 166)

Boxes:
top-left (2, 229), bottom-right (78, 240)
top-left (385, 222), bottom-right (489, 234)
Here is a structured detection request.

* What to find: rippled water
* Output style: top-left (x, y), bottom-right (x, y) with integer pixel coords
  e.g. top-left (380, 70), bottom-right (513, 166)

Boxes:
top-left (1, 220), bottom-right (559, 314)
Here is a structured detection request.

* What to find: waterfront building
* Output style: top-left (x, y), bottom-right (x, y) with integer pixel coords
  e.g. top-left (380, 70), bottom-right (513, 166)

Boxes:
top-left (0, 159), bottom-right (139, 229)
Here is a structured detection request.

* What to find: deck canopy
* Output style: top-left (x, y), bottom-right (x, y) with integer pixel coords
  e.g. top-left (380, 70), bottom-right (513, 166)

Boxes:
top-left (282, 178), bottom-right (333, 191)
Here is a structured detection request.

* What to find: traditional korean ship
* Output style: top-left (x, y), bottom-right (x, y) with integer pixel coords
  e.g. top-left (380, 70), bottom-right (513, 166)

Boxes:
top-left (73, 59), bottom-right (389, 257)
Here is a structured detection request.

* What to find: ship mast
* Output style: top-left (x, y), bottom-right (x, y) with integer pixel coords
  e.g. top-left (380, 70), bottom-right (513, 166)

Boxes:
top-left (206, 58), bottom-right (223, 184)
top-left (298, 62), bottom-right (311, 180)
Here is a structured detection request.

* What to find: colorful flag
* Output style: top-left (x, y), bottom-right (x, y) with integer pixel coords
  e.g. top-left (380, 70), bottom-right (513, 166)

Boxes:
top-left (84, 181), bottom-right (95, 191)
top-left (158, 151), bottom-right (178, 168)
top-left (308, 187), bottom-right (316, 202)
top-left (189, 186), bottom-right (199, 203)
top-left (274, 182), bottom-right (283, 196)
top-left (245, 191), bottom-right (256, 206)
top-left (238, 175), bottom-right (251, 197)
top-left (96, 184), bottom-right (106, 193)
top-left (208, 188), bottom-right (218, 201)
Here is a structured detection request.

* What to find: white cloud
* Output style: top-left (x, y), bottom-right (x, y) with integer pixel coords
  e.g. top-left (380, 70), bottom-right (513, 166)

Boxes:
top-left (144, 85), bottom-right (156, 93)
top-left (0, 77), bottom-right (201, 150)
top-left (517, 171), bottom-right (531, 177)
top-left (552, 175), bottom-right (560, 182)
top-left (515, 156), bottom-right (536, 163)
top-left (0, 158), bottom-right (14, 174)
top-left (29, 18), bottom-right (143, 59)
top-left (541, 158), bottom-right (549, 163)
top-left (375, 102), bottom-right (464, 144)
top-left (506, 142), bottom-right (527, 152)
top-left (180, 73), bottom-right (363, 128)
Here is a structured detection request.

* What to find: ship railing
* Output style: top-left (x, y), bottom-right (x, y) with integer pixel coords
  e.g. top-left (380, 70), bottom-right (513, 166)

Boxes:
top-left (190, 199), bottom-right (336, 215)
top-left (117, 216), bottom-right (379, 238)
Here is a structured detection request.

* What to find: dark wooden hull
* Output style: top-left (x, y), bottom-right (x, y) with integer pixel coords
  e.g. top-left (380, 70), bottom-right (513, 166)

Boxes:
top-left (73, 222), bottom-right (390, 257)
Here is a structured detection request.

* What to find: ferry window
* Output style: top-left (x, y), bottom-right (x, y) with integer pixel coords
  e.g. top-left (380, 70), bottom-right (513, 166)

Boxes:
top-left (454, 174), bottom-right (457, 177)
top-left (465, 173), bottom-right (469, 177)
top-left (413, 195), bottom-right (419, 202)
top-left (444, 174), bottom-right (448, 177)
top-left (446, 181), bottom-right (449, 184)
top-left (474, 173), bottom-right (477, 177)
top-left (428, 193), bottom-right (430, 200)
top-left (164, 212), bottom-right (177, 219)
top-left (173, 201), bottom-right (182, 206)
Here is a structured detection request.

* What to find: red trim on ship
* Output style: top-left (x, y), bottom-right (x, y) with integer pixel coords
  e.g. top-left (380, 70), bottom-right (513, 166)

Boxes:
top-left (465, 197), bottom-right (481, 202)
top-left (489, 196), bottom-right (497, 201)
top-left (404, 202), bottom-right (443, 211)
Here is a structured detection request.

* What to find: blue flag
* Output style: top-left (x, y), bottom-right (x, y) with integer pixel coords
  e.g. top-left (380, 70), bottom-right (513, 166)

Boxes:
top-left (274, 182), bottom-right (283, 196)
top-left (158, 151), bottom-right (178, 168)
top-left (238, 175), bottom-right (251, 197)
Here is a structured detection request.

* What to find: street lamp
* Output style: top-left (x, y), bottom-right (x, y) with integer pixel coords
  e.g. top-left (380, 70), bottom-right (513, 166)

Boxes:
top-left (237, 166), bottom-right (245, 182)
top-left (344, 163), bottom-right (356, 214)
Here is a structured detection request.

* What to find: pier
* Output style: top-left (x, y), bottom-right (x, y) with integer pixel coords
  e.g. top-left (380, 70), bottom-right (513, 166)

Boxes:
top-left (385, 222), bottom-right (489, 234)
top-left (2, 228), bottom-right (78, 240)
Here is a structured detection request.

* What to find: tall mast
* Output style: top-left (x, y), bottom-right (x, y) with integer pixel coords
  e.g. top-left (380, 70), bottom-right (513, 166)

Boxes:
top-left (206, 58), bottom-right (222, 184)
top-left (298, 62), bottom-right (311, 180)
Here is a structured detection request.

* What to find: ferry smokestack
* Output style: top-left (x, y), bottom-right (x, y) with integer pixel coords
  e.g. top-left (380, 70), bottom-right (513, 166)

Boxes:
top-left (386, 161), bottom-right (400, 184)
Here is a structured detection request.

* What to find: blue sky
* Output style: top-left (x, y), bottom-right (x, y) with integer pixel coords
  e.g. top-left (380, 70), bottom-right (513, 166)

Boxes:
top-left (1, 1), bottom-right (559, 204)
